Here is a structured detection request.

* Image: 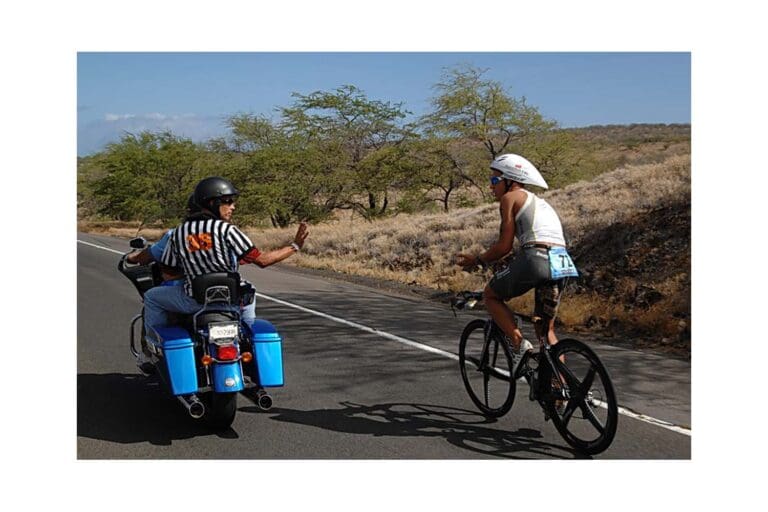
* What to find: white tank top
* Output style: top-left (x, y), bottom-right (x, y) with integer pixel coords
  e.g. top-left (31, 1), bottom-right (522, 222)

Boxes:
top-left (514, 190), bottom-right (566, 246)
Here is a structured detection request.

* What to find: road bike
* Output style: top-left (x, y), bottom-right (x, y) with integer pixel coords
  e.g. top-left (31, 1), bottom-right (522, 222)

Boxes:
top-left (452, 290), bottom-right (618, 455)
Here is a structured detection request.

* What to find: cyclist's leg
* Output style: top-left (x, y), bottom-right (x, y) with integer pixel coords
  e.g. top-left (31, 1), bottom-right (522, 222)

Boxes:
top-left (485, 247), bottom-right (549, 350)
top-left (533, 315), bottom-right (558, 346)
top-left (534, 279), bottom-right (565, 347)
top-left (535, 280), bottom-right (567, 403)
top-left (483, 283), bottom-right (525, 347)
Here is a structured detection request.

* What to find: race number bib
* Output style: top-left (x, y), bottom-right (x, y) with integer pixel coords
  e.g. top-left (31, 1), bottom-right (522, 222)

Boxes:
top-left (549, 246), bottom-right (579, 279)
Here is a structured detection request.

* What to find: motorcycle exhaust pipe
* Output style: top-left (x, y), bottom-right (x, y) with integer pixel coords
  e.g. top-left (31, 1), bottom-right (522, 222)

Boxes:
top-left (178, 394), bottom-right (205, 419)
top-left (256, 390), bottom-right (273, 411)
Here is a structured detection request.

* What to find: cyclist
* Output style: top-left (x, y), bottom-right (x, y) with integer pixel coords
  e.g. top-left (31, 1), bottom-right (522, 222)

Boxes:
top-left (455, 153), bottom-right (577, 365)
top-left (142, 176), bottom-right (308, 348)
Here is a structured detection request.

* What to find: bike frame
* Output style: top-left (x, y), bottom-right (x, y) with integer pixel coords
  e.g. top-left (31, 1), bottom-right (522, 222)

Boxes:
top-left (476, 313), bottom-right (569, 403)
top-left (454, 287), bottom-right (618, 455)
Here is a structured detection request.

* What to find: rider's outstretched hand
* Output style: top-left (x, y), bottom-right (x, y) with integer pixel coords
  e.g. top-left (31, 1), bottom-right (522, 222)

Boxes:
top-left (293, 222), bottom-right (309, 249)
top-left (455, 253), bottom-right (477, 270)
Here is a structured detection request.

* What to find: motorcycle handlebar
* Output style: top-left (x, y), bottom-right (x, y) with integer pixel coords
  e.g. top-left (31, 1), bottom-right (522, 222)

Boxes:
top-left (117, 252), bottom-right (142, 276)
top-left (117, 253), bottom-right (129, 273)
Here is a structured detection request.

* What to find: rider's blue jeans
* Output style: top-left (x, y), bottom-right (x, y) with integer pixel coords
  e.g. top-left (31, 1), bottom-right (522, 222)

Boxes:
top-left (143, 284), bottom-right (256, 341)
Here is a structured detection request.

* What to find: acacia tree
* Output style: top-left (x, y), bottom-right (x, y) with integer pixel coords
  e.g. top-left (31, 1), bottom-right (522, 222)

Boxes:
top-left (405, 136), bottom-right (486, 211)
top-left (423, 64), bottom-right (556, 159)
top-left (421, 65), bottom-right (562, 196)
top-left (225, 113), bottom-right (345, 227)
top-left (280, 85), bottom-right (416, 220)
top-left (84, 131), bottom-right (204, 224)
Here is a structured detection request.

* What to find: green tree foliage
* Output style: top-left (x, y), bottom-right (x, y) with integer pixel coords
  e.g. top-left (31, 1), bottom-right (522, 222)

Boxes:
top-left (79, 70), bottom-right (640, 226)
top-left (225, 113), bottom-right (343, 227)
top-left (404, 137), bottom-right (487, 211)
top-left (82, 131), bottom-right (205, 224)
top-left (514, 130), bottom-right (607, 188)
top-left (423, 64), bottom-right (557, 160)
top-left (421, 64), bottom-right (567, 196)
top-left (280, 85), bottom-right (416, 220)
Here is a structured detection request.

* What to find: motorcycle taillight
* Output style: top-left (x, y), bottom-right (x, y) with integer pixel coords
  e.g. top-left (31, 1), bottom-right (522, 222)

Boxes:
top-left (217, 345), bottom-right (238, 361)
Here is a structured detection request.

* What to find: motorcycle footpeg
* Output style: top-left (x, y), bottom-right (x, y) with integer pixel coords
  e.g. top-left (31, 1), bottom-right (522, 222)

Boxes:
top-left (137, 360), bottom-right (156, 376)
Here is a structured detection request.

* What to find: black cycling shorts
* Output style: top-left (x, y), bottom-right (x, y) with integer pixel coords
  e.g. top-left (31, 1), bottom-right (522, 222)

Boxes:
top-left (488, 247), bottom-right (564, 319)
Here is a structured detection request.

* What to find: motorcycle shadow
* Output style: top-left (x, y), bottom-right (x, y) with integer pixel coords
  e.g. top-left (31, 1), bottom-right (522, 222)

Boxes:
top-left (77, 372), bottom-right (235, 445)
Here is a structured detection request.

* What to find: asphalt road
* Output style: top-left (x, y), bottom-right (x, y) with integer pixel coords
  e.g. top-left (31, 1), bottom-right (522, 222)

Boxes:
top-left (77, 233), bottom-right (691, 459)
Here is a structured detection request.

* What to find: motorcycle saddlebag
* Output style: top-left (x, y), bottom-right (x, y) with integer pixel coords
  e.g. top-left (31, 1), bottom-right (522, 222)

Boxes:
top-left (245, 319), bottom-right (284, 387)
top-left (153, 326), bottom-right (197, 395)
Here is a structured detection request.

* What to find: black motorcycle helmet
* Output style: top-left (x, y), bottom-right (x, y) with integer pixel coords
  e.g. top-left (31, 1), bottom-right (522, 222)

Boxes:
top-left (186, 193), bottom-right (199, 214)
top-left (192, 177), bottom-right (239, 219)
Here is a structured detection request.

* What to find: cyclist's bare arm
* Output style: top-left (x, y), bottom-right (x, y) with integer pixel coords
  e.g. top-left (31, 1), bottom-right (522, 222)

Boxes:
top-left (481, 193), bottom-right (517, 262)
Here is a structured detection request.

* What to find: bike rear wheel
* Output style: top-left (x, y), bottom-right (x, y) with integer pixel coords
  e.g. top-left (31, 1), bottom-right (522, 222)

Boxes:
top-left (459, 319), bottom-right (516, 418)
top-left (540, 338), bottom-right (618, 455)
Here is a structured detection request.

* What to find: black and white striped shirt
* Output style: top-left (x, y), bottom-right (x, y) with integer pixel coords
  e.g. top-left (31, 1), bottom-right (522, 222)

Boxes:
top-left (161, 218), bottom-right (256, 297)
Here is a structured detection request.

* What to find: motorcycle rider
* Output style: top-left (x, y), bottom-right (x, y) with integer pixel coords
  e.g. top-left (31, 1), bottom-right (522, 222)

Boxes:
top-left (126, 194), bottom-right (199, 283)
top-left (455, 153), bottom-right (577, 367)
top-left (141, 177), bottom-right (308, 355)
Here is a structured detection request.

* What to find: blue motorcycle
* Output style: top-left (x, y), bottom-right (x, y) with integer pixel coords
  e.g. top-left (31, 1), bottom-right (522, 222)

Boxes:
top-left (118, 237), bottom-right (284, 429)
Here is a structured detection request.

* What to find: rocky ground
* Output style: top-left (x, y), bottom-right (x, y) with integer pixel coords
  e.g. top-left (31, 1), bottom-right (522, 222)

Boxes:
top-left (557, 199), bottom-right (690, 357)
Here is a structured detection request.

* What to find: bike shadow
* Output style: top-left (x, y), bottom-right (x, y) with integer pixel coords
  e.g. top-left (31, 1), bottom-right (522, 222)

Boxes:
top-left (77, 373), bottom-right (238, 447)
top-left (246, 401), bottom-right (589, 459)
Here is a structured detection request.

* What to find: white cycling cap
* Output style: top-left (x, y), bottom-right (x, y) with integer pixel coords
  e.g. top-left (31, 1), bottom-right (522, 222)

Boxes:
top-left (489, 153), bottom-right (549, 189)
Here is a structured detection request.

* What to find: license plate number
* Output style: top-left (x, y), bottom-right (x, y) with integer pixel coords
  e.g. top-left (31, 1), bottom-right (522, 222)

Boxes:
top-left (209, 322), bottom-right (238, 340)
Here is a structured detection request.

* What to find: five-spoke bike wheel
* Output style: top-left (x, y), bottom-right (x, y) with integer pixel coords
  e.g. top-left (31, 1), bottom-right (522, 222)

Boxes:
top-left (458, 319), bottom-right (516, 418)
top-left (539, 338), bottom-right (618, 455)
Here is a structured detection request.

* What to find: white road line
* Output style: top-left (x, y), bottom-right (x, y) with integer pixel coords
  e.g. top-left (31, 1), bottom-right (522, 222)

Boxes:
top-left (77, 239), bottom-right (125, 255)
top-left (79, 238), bottom-right (692, 437)
top-left (254, 291), bottom-right (692, 437)
top-left (253, 291), bottom-right (460, 361)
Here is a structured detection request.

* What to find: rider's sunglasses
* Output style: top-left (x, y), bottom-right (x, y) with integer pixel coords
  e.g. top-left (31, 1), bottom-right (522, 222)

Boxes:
top-left (220, 196), bottom-right (237, 205)
top-left (490, 176), bottom-right (504, 186)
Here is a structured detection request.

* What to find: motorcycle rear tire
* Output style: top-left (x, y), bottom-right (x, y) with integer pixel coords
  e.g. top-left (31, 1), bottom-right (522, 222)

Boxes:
top-left (203, 392), bottom-right (237, 430)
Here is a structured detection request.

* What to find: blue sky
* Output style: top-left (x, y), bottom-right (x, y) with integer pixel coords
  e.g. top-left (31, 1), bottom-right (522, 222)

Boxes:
top-left (77, 52), bottom-right (690, 156)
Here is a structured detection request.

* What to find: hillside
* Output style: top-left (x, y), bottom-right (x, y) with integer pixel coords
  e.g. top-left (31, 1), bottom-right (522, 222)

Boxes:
top-left (78, 124), bottom-right (691, 356)
top-left (235, 153), bottom-right (691, 357)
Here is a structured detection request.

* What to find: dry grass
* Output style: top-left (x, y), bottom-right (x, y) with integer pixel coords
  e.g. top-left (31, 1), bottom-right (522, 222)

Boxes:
top-left (79, 153), bottom-right (690, 348)
top-left (242, 154), bottom-right (691, 346)
top-left (246, 153), bottom-right (690, 282)
top-left (543, 154), bottom-right (690, 246)
top-left (76, 220), bottom-right (168, 241)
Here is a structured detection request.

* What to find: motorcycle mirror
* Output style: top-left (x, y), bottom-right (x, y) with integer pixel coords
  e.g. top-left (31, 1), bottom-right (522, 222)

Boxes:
top-left (129, 237), bottom-right (147, 249)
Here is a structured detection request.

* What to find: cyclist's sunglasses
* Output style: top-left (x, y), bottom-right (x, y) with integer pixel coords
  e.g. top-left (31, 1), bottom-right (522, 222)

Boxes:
top-left (219, 196), bottom-right (237, 205)
top-left (490, 176), bottom-right (504, 186)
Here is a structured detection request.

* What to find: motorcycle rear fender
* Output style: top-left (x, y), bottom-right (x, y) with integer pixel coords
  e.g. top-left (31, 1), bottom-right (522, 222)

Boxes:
top-left (211, 359), bottom-right (245, 392)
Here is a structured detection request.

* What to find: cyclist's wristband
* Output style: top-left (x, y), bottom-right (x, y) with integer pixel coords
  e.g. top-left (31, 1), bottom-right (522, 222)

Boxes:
top-left (476, 255), bottom-right (488, 270)
top-left (290, 242), bottom-right (301, 252)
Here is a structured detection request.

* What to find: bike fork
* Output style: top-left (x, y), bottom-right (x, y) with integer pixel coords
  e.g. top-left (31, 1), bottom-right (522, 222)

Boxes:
top-left (478, 320), bottom-right (495, 370)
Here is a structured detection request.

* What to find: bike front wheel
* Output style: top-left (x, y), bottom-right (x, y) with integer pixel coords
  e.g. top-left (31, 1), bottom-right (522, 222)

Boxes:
top-left (458, 319), bottom-right (516, 418)
top-left (540, 338), bottom-right (618, 455)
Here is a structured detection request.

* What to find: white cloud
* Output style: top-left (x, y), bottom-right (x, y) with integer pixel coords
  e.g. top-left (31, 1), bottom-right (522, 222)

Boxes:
top-left (79, 112), bottom-right (230, 156)
top-left (104, 113), bottom-right (136, 122)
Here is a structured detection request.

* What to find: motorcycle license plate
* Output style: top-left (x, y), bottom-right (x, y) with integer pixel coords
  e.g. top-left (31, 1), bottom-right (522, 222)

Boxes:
top-left (209, 322), bottom-right (239, 341)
